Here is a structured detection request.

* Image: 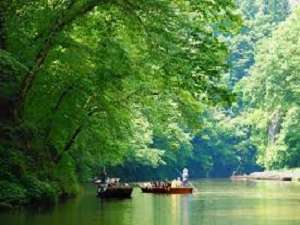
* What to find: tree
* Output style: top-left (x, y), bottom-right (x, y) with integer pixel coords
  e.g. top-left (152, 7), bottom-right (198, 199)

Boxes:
top-left (238, 6), bottom-right (300, 169)
top-left (0, 0), bottom-right (241, 205)
top-left (229, 0), bottom-right (290, 86)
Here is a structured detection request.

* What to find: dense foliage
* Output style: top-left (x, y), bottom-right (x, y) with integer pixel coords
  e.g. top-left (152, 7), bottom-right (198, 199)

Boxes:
top-left (238, 6), bottom-right (300, 169)
top-left (0, 0), bottom-right (241, 206)
top-left (1, 0), bottom-right (299, 208)
top-left (229, 0), bottom-right (290, 86)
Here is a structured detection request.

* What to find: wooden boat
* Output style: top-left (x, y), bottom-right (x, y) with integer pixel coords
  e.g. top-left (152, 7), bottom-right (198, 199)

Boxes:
top-left (97, 186), bottom-right (133, 198)
top-left (95, 177), bottom-right (133, 198)
top-left (141, 187), bottom-right (193, 194)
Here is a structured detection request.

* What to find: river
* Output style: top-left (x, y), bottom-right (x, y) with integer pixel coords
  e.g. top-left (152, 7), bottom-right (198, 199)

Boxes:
top-left (1, 179), bottom-right (300, 225)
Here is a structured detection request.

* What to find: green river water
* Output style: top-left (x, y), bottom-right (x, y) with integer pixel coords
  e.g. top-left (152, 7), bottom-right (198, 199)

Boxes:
top-left (1, 179), bottom-right (300, 225)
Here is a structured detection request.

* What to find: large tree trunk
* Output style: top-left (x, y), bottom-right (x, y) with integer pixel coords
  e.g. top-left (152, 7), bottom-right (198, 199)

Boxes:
top-left (0, 0), bottom-right (6, 49)
top-left (0, 1), bottom-right (9, 122)
top-left (267, 109), bottom-right (282, 145)
top-left (54, 108), bottom-right (100, 163)
top-left (44, 85), bottom-right (74, 141)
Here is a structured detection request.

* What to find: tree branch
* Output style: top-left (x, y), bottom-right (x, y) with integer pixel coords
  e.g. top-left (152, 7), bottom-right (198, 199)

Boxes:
top-left (44, 85), bottom-right (74, 141)
top-left (54, 107), bottom-right (100, 163)
top-left (16, 0), bottom-right (108, 118)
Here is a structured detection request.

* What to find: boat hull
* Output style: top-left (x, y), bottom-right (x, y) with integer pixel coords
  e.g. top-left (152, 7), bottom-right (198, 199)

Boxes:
top-left (98, 187), bottom-right (133, 198)
top-left (141, 187), bottom-right (193, 194)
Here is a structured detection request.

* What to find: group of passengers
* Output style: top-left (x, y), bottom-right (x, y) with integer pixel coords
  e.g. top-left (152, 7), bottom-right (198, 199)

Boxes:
top-left (142, 177), bottom-right (185, 189)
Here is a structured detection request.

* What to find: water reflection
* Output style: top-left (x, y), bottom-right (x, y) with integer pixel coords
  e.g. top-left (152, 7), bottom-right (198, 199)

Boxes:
top-left (2, 180), bottom-right (300, 225)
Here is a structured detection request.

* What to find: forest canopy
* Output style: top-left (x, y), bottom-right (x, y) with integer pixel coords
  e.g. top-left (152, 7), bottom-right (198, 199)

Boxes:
top-left (0, 0), bottom-right (241, 205)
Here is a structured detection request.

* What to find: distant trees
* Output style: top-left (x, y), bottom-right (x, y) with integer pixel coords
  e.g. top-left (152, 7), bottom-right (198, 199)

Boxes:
top-left (229, 0), bottom-right (290, 86)
top-left (112, 0), bottom-right (296, 179)
top-left (176, 0), bottom-right (293, 177)
top-left (239, 7), bottom-right (300, 168)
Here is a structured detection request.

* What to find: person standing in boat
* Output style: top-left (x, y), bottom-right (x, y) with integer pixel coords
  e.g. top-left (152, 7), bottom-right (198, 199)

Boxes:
top-left (98, 169), bottom-right (108, 193)
top-left (99, 168), bottom-right (107, 183)
top-left (182, 168), bottom-right (189, 186)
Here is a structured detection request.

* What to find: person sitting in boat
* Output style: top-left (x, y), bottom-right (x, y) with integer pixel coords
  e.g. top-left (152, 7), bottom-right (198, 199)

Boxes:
top-left (177, 177), bottom-right (182, 187)
top-left (157, 181), bottom-right (161, 187)
top-left (171, 178), bottom-right (182, 187)
top-left (142, 182), bottom-right (151, 188)
top-left (167, 182), bottom-right (171, 188)
top-left (159, 181), bottom-right (165, 188)
top-left (162, 182), bottom-right (168, 188)
top-left (107, 178), bottom-right (120, 187)
top-left (171, 179), bottom-right (176, 188)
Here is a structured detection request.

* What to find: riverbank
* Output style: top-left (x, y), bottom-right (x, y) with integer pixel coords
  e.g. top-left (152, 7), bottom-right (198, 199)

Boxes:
top-left (0, 176), bottom-right (80, 211)
top-left (231, 168), bottom-right (300, 181)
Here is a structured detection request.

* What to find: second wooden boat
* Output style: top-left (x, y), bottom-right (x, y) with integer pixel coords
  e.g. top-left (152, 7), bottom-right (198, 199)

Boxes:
top-left (141, 187), bottom-right (193, 194)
